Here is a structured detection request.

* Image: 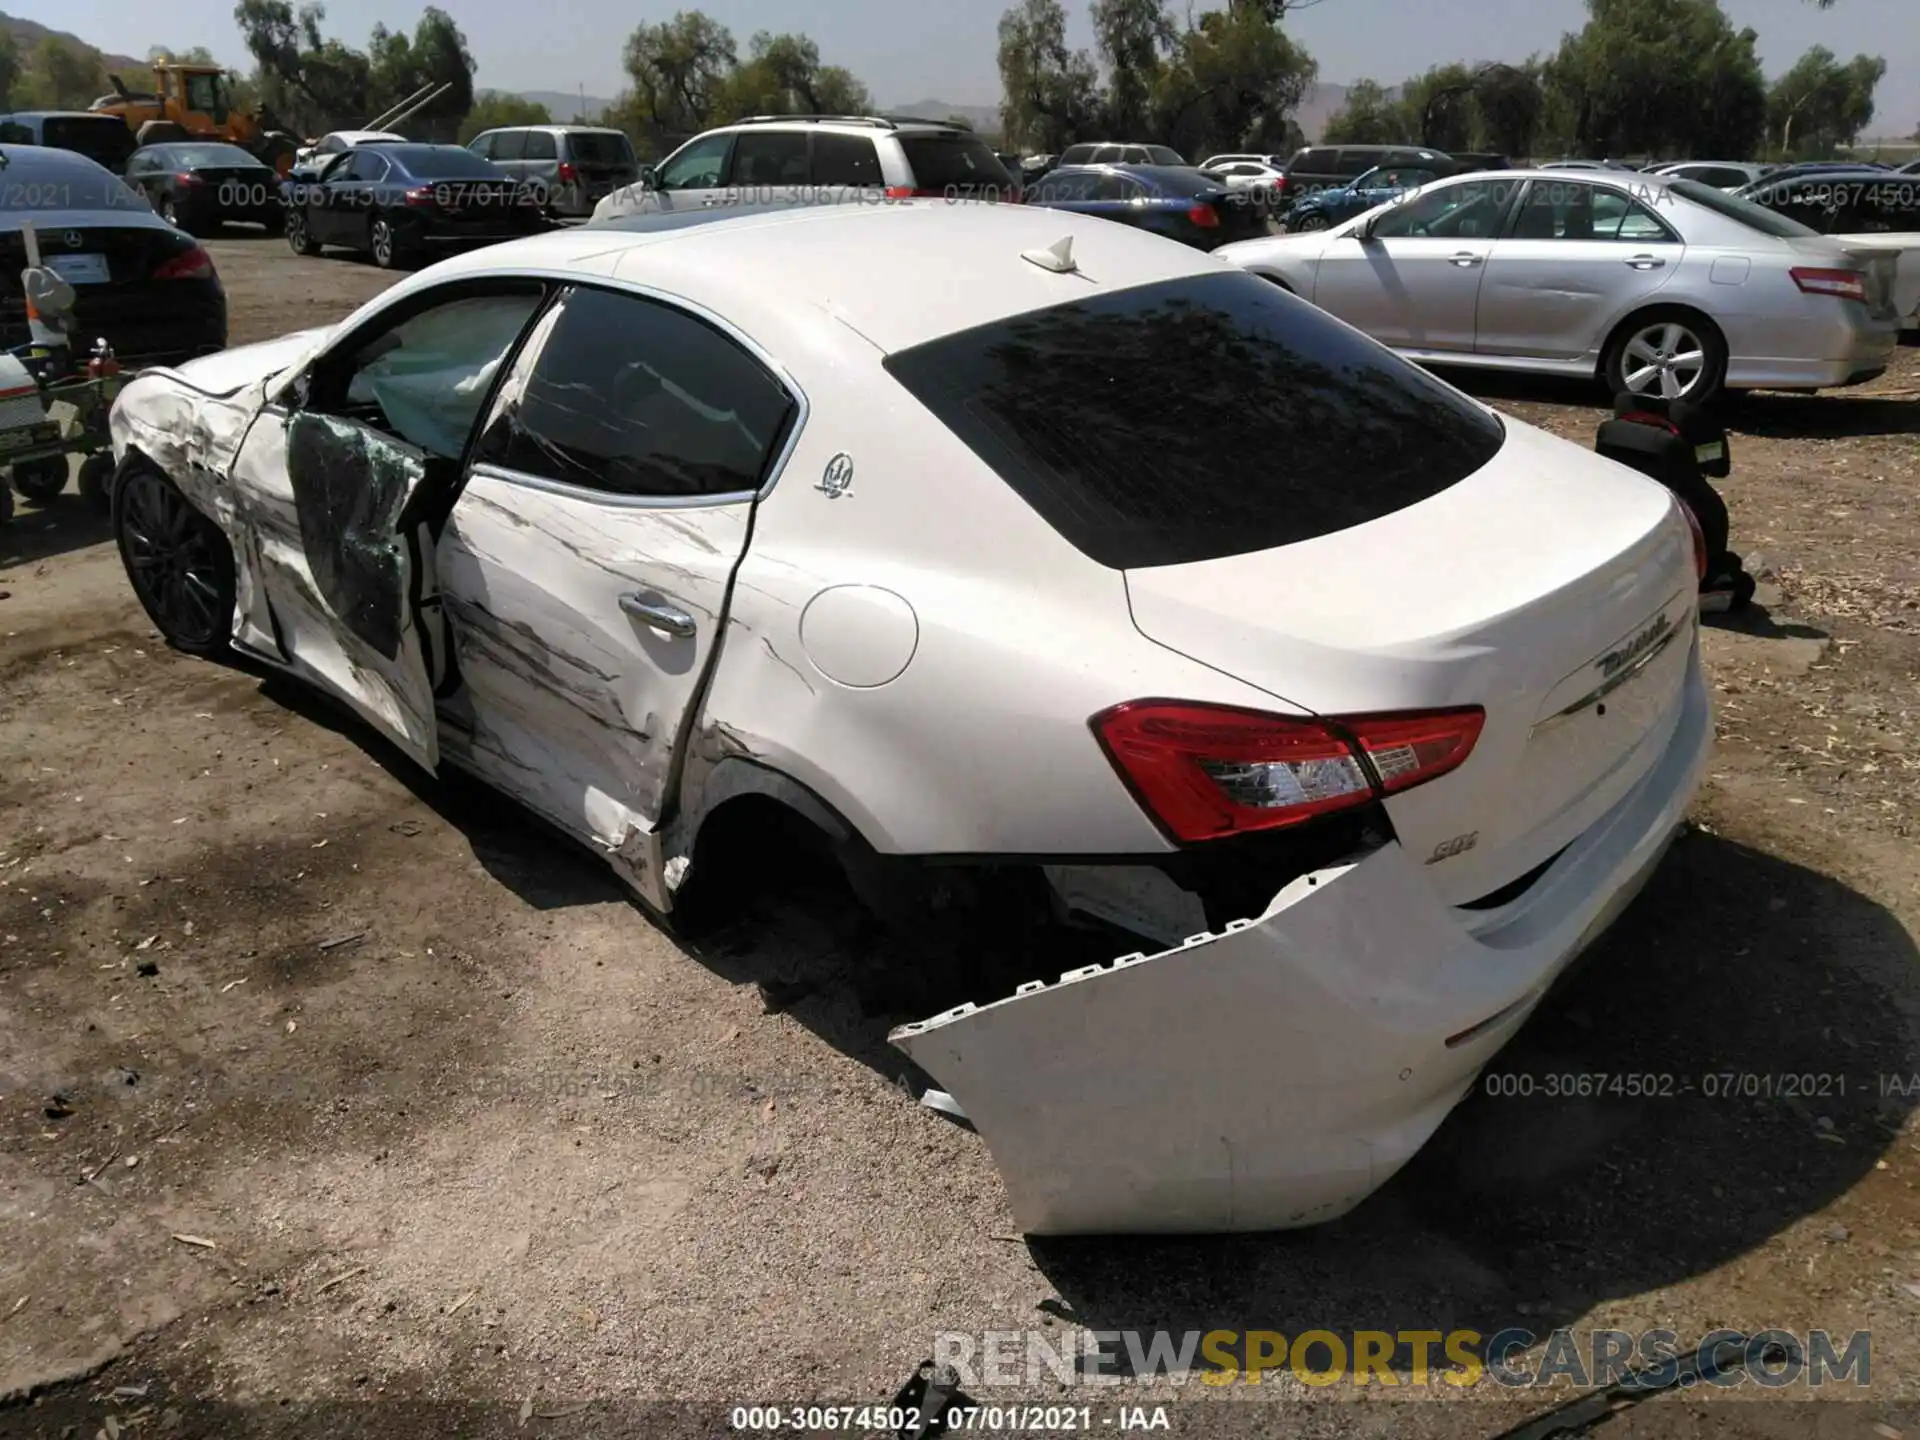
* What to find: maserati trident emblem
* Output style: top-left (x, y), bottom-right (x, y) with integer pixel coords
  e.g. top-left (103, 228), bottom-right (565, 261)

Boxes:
top-left (817, 452), bottom-right (854, 498)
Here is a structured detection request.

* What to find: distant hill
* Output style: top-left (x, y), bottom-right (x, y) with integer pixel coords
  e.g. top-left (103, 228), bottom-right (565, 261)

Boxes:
top-left (0, 11), bottom-right (143, 73)
top-left (514, 89), bottom-right (618, 123)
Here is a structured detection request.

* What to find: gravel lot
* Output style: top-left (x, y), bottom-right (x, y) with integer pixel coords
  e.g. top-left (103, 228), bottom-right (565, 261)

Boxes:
top-left (3, 232), bottom-right (1920, 1439)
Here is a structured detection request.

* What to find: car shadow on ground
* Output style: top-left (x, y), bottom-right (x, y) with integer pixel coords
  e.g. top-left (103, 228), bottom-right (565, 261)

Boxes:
top-left (250, 669), bottom-right (628, 911)
top-left (1704, 601), bottom-right (1829, 642)
top-left (1019, 829), bottom-right (1916, 1365)
top-left (0, 491), bottom-right (112, 565)
top-left (1433, 367), bottom-right (1919, 441)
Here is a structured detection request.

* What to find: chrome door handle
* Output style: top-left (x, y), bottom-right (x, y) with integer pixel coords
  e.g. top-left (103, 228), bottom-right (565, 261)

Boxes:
top-left (619, 593), bottom-right (696, 637)
top-left (1449, 251), bottom-right (1484, 267)
top-left (1626, 254), bottom-right (1666, 269)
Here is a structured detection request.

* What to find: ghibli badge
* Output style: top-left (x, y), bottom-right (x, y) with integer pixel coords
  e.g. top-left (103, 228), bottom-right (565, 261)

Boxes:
top-left (1597, 612), bottom-right (1673, 678)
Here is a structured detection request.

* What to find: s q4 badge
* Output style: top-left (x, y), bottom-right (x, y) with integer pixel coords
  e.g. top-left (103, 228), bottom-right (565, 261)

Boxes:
top-left (817, 452), bottom-right (854, 498)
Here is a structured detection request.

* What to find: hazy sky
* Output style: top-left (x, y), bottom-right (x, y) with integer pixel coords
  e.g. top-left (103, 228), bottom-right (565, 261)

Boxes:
top-left (19, 0), bottom-right (1918, 137)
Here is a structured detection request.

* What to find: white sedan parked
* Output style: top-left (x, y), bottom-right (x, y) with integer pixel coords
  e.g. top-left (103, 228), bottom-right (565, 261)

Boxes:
top-left (108, 201), bottom-right (1710, 1235)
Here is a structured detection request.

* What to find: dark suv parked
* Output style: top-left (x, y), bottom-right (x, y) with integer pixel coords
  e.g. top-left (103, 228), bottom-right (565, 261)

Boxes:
top-left (1276, 143), bottom-right (1454, 208)
top-left (0, 111), bottom-right (138, 174)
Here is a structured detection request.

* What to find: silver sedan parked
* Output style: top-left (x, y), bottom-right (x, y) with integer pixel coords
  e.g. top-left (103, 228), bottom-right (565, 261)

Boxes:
top-left (1213, 169), bottom-right (1901, 402)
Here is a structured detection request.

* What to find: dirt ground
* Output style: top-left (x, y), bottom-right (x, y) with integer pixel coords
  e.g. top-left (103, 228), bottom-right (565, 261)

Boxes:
top-left (3, 232), bottom-right (1920, 1439)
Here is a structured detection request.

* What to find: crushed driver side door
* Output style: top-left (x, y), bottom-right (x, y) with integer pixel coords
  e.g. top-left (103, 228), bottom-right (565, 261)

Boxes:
top-left (279, 411), bottom-right (451, 768)
top-left (230, 280), bottom-right (551, 773)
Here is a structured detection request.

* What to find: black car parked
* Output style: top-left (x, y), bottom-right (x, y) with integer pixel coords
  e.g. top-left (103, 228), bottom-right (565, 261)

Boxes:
top-left (0, 111), bottom-right (138, 175)
top-left (1023, 164), bottom-right (1269, 250)
top-left (124, 142), bottom-right (284, 235)
top-left (282, 143), bottom-right (548, 269)
top-left (0, 146), bottom-right (226, 367)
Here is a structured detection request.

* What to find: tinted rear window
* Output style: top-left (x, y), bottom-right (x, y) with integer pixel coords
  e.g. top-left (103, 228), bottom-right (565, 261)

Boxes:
top-left (386, 145), bottom-right (502, 177)
top-left (898, 134), bottom-right (1015, 195)
top-left (155, 143), bottom-right (265, 168)
top-left (568, 131), bottom-right (633, 165)
top-left (44, 117), bottom-right (135, 167)
top-left (883, 271), bottom-right (1505, 570)
top-left (1672, 179), bottom-right (1821, 238)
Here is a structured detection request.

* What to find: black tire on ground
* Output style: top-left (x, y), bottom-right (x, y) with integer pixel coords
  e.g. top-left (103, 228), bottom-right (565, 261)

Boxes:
top-left (1603, 307), bottom-right (1729, 407)
top-left (1295, 213), bottom-right (1329, 231)
top-left (284, 208), bottom-right (318, 256)
top-left (78, 453), bottom-right (116, 513)
top-left (10, 455), bottom-right (68, 501)
top-left (113, 465), bottom-right (236, 658)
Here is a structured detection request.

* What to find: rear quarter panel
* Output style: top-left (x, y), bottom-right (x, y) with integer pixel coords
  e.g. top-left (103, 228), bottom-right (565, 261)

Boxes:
top-left (682, 319), bottom-right (1302, 857)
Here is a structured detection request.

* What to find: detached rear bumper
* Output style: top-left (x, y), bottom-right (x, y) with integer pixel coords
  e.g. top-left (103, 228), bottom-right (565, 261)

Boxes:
top-left (892, 647), bottom-right (1712, 1236)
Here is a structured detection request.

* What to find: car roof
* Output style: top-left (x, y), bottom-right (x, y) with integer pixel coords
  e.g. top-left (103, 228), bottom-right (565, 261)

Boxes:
top-left (408, 201), bottom-right (1219, 355)
top-left (1752, 167), bottom-right (1900, 183)
top-left (481, 124), bottom-right (626, 135)
top-left (322, 129), bottom-right (403, 143)
top-left (0, 143), bottom-right (114, 175)
top-left (2, 110), bottom-right (120, 121)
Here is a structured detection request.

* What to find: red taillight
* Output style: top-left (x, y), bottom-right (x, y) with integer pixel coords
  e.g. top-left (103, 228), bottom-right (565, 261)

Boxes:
top-left (1791, 266), bottom-right (1866, 303)
top-left (884, 185), bottom-right (940, 199)
top-left (152, 245), bottom-right (214, 281)
top-left (1186, 202), bottom-right (1220, 228)
top-left (1092, 700), bottom-right (1486, 843)
top-left (1675, 497), bottom-right (1708, 580)
top-left (556, 161), bottom-right (577, 184)
top-left (403, 185), bottom-right (437, 208)
top-left (176, 172), bottom-right (204, 186)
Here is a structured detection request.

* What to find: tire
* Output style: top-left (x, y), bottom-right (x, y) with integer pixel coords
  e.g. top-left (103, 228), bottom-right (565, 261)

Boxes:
top-left (368, 214), bottom-right (407, 270)
top-left (10, 455), bottom-right (68, 501)
top-left (1294, 212), bottom-right (1329, 231)
top-left (1604, 308), bottom-right (1728, 406)
top-left (77, 453), bottom-right (115, 513)
top-left (285, 208), bottom-right (318, 256)
top-left (113, 466), bottom-right (236, 657)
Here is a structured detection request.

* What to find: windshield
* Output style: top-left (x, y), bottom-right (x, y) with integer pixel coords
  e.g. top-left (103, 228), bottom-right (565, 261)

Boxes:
top-left (568, 131), bottom-right (634, 165)
top-left (1672, 178), bottom-right (1821, 238)
top-left (44, 117), bottom-right (137, 170)
top-left (386, 146), bottom-right (505, 178)
top-left (883, 271), bottom-right (1506, 571)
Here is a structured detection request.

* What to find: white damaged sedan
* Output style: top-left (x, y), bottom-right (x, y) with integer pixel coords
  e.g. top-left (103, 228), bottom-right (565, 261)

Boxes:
top-left (108, 201), bottom-right (1710, 1235)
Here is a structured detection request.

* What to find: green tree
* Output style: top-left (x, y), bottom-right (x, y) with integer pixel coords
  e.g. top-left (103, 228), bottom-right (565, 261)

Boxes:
top-left (618, 10), bottom-right (738, 136)
top-left (1401, 62), bottom-right (1479, 150)
top-left (1322, 78), bottom-right (1406, 144)
top-left (458, 90), bottom-right (550, 143)
top-left (1542, 0), bottom-right (1766, 158)
top-left (14, 36), bottom-right (108, 109)
top-left (1091, 0), bottom-right (1176, 138)
top-left (368, 8), bottom-right (475, 122)
top-left (1767, 46), bottom-right (1884, 157)
top-left (996, 0), bottom-right (1101, 152)
top-left (1472, 61), bottom-right (1545, 157)
top-left (0, 33), bottom-right (20, 111)
top-left (710, 31), bottom-right (871, 122)
top-left (1152, 3), bottom-right (1316, 158)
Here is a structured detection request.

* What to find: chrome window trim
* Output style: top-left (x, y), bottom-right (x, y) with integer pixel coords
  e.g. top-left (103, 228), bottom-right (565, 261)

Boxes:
top-left (265, 266), bottom-right (810, 502)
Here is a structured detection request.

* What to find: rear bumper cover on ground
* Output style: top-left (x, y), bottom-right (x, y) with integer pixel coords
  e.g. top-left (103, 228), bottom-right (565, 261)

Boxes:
top-left (892, 647), bottom-right (1712, 1236)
